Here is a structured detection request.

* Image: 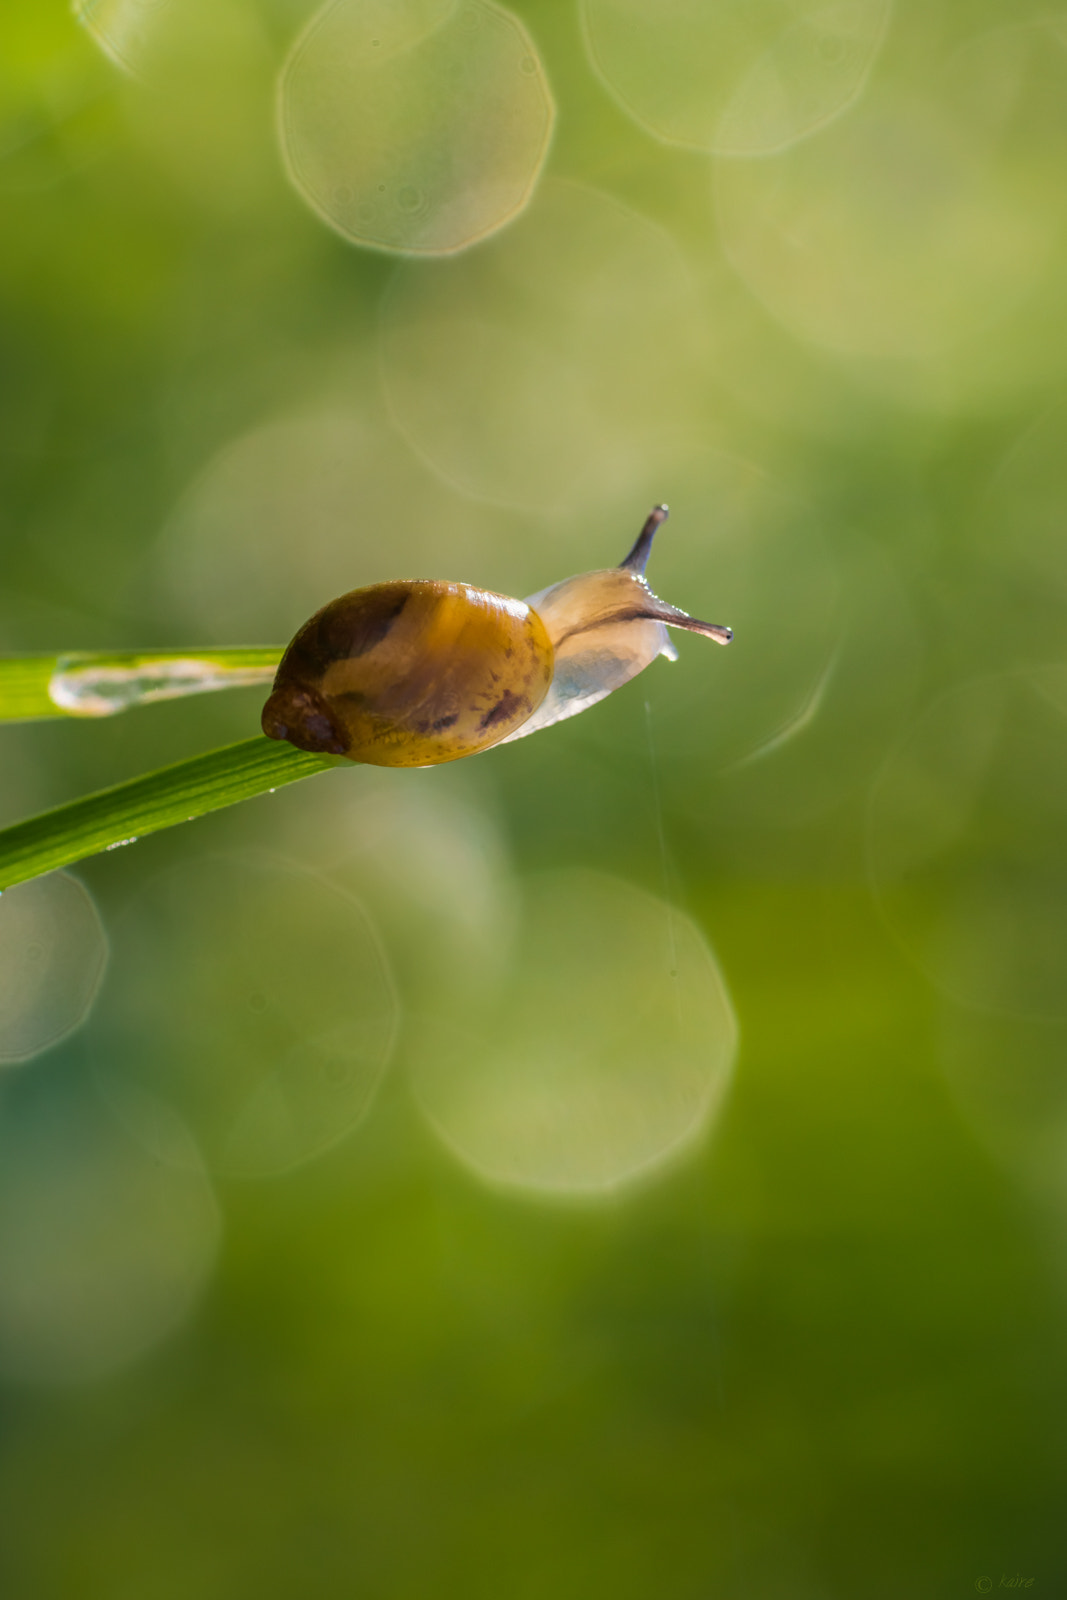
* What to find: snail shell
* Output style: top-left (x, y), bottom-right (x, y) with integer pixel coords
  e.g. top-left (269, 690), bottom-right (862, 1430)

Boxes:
top-left (261, 507), bottom-right (730, 766)
top-left (261, 579), bottom-right (553, 767)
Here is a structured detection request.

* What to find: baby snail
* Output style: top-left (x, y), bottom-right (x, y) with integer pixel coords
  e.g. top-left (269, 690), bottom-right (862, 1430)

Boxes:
top-left (261, 505), bottom-right (732, 767)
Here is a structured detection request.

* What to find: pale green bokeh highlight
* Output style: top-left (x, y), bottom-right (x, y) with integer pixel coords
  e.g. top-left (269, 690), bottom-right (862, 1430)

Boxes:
top-left (73, 0), bottom-right (173, 76)
top-left (714, 17), bottom-right (1067, 393)
top-left (77, 0), bottom-right (285, 213)
top-left (92, 853), bottom-right (399, 1176)
top-left (868, 670), bottom-right (1067, 1023)
top-left (278, 0), bottom-right (554, 254)
top-left (0, 1079), bottom-right (219, 1384)
top-left (411, 868), bottom-right (737, 1195)
top-left (982, 400), bottom-right (1067, 646)
top-left (581, 0), bottom-right (890, 155)
top-left (0, 873), bottom-right (108, 1063)
top-left (155, 408), bottom-right (524, 639)
top-left (277, 775), bottom-right (519, 1012)
top-left (380, 180), bottom-right (711, 509)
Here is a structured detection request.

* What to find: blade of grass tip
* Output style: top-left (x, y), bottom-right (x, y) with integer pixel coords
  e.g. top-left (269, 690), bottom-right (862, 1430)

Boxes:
top-left (0, 737), bottom-right (339, 890)
top-left (0, 656), bottom-right (68, 720)
top-left (0, 649), bottom-right (282, 723)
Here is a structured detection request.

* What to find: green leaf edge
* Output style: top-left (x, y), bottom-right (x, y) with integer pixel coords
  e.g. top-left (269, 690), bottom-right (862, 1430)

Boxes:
top-left (0, 738), bottom-right (339, 890)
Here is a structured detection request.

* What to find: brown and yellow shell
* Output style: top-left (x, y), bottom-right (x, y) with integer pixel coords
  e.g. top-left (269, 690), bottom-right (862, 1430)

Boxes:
top-left (262, 508), bottom-right (732, 767)
top-left (261, 579), bottom-right (554, 767)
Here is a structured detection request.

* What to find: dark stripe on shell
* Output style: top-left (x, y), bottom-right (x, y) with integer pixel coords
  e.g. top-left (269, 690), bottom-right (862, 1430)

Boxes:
top-left (478, 688), bottom-right (528, 730)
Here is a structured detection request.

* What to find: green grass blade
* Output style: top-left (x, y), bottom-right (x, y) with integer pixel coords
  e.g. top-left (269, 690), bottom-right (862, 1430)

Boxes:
top-left (0, 656), bottom-right (68, 720)
top-left (0, 737), bottom-right (339, 889)
top-left (0, 648), bottom-right (282, 722)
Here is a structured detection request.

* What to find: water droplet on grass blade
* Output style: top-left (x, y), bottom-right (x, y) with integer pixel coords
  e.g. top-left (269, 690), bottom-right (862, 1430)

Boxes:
top-left (49, 654), bottom-right (276, 717)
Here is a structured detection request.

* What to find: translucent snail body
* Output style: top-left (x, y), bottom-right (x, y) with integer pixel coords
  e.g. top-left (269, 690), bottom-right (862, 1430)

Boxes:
top-left (261, 507), bottom-right (732, 766)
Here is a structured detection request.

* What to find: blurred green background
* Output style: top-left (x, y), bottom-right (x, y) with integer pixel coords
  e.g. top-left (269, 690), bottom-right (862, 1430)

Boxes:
top-left (3, 0), bottom-right (1067, 1593)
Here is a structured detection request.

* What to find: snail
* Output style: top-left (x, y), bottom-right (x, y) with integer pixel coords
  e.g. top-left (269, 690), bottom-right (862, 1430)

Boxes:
top-left (261, 506), bottom-right (732, 767)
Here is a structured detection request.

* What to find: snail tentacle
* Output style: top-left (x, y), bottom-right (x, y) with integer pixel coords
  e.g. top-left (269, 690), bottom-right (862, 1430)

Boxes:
top-left (619, 504), bottom-right (669, 575)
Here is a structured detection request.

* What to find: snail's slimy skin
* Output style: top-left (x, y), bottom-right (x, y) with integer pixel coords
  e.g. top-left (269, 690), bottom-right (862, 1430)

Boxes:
top-left (503, 565), bottom-right (723, 742)
top-left (262, 580), bottom-right (554, 766)
top-left (261, 507), bottom-right (732, 766)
